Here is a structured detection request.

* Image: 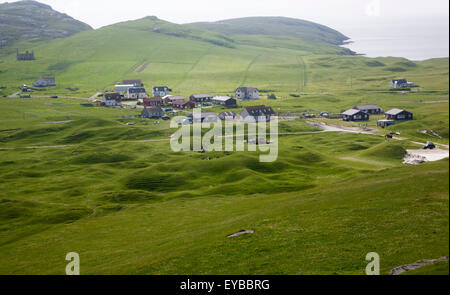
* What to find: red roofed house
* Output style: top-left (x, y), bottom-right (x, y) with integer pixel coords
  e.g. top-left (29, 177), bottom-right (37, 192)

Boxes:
top-left (143, 97), bottom-right (163, 107)
top-left (173, 100), bottom-right (195, 109)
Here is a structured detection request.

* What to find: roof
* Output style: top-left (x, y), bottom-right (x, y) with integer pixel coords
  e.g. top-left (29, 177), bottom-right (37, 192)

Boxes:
top-left (122, 80), bottom-right (142, 84)
top-left (243, 105), bottom-right (275, 116)
top-left (236, 87), bottom-right (258, 92)
top-left (104, 93), bottom-right (121, 100)
top-left (144, 97), bottom-right (163, 101)
top-left (220, 111), bottom-right (237, 117)
top-left (213, 96), bottom-right (234, 102)
top-left (142, 107), bottom-right (164, 115)
top-left (36, 77), bottom-right (55, 82)
top-left (386, 108), bottom-right (408, 115)
top-left (153, 86), bottom-right (172, 91)
top-left (392, 79), bottom-right (407, 84)
top-left (342, 108), bottom-right (363, 116)
top-left (172, 99), bottom-right (186, 105)
top-left (191, 94), bottom-right (213, 98)
top-left (128, 88), bottom-right (146, 93)
top-left (354, 104), bottom-right (382, 110)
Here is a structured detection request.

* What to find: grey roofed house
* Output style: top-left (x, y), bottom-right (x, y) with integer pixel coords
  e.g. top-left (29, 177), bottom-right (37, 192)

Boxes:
top-left (33, 77), bottom-right (55, 87)
top-left (122, 80), bottom-right (143, 86)
top-left (189, 94), bottom-right (213, 102)
top-left (189, 112), bottom-right (218, 123)
top-left (128, 87), bottom-right (146, 94)
top-left (141, 106), bottom-right (164, 118)
top-left (390, 79), bottom-right (408, 88)
top-left (212, 96), bottom-right (237, 106)
top-left (152, 86), bottom-right (172, 97)
top-left (236, 87), bottom-right (259, 100)
top-left (385, 108), bottom-right (413, 121)
top-left (219, 111), bottom-right (237, 120)
top-left (353, 104), bottom-right (384, 114)
top-left (342, 108), bottom-right (369, 121)
top-left (241, 105), bottom-right (275, 122)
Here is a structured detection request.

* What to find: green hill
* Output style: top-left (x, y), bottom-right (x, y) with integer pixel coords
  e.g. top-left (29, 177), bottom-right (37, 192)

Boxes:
top-left (0, 0), bottom-right (92, 48)
top-left (187, 16), bottom-right (351, 46)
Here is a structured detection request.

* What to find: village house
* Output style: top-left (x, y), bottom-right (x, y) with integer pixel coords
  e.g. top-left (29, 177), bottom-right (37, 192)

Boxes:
top-left (122, 80), bottom-right (143, 87)
top-left (143, 97), bottom-right (163, 107)
top-left (236, 87), bottom-right (259, 100)
top-left (16, 49), bottom-right (35, 61)
top-left (127, 87), bottom-right (146, 99)
top-left (241, 105), bottom-right (275, 122)
top-left (390, 79), bottom-right (416, 89)
top-left (385, 108), bottom-right (413, 121)
top-left (342, 108), bottom-right (369, 121)
top-left (189, 94), bottom-right (213, 103)
top-left (114, 84), bottom-right (134, 93)
top-left (102, 93), bottom-right (122, 107)
top-left (141, 106), bottom-right (164, 118)
top-left (152, 86), bottom-right (172, 97)
top-left (33, 77), bottom-right (56, 87)
top-left (219, 111), bottom-right (237, 120)
top-left (353, 104), bottom-right (384, 115)
top-left (173, 99), bottom-right (195, 109)
top-left (212, 96), bottom-right (237, 106)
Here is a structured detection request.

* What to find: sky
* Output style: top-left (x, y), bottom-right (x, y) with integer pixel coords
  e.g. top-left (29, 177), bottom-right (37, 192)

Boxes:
top-left (2, 0), bottom-right (449, 59)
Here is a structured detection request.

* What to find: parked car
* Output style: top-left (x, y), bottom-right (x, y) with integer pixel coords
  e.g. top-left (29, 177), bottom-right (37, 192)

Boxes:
top-left (423, 141), bottom-right (436, 150)
top-left (50, 96), bottom-right (58, 98)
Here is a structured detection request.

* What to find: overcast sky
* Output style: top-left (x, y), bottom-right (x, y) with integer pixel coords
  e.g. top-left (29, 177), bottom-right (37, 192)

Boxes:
top-left (2, 0), bottom-right (449, 59)
top-left (1, 0), bottom-right (447, 29)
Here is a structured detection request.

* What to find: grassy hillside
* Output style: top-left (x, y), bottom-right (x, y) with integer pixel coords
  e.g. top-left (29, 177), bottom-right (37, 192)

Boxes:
top-left (0, 98), bottom-right (448, 274)
top-left (0, 0), bottom-right (92, 49)
top-left (187, 17), bottom-right (350, 46)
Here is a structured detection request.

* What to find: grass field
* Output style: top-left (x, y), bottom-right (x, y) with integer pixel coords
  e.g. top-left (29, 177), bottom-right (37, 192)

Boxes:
top-left (0, 14), bottom-right (448, 275)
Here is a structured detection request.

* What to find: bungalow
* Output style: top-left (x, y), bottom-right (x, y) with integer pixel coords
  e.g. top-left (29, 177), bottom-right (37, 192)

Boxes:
top-left (236, 87), bottom-right (259, 100)
top-left (102, 93), bottom-right (122, 107)
top-left (127, 88), bottom-right (146, 99)
top-left (152, 86), bottom-right (172, 97)
top-left (212, 96), bottom-right (237, 106)
top-left (143, 97), bottom-right (163, 107)
top-left (122, 80), bottom-right (143, 87)
top-left (385, 109), bottom-right (413, 121)
top-left (342, 108), bottom-right (369, 121)
top-left (141, 107), bottom-right (164, 119)
top-left (390, 79), bottom-right (416, 89)
top-left (241, 105), bottom-right (275, 122)
top-left (353, 104), bottom-right (384, 115)
top-left (189, 94), bottom-right (213, 103)
top-left (33, 77), bottom-right (55, 87)
top-left (219, 111), bottom-right (237, 121)
top-left (114, 84), bottom-right (134, 93)
top-left (173, 99), bottom-right (195, 109)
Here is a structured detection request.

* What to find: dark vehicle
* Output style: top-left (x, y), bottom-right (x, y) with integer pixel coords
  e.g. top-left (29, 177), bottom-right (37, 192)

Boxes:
top-left (423, 141), bottom-right (436, 150)
top-left (50, 96), bottom-right (58, 98)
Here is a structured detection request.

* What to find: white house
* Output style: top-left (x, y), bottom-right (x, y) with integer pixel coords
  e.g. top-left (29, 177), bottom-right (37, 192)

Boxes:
top-left (102, 93), bottom-right (122, 107)
top-left (236, 87), bottom-right (259, 100)
top-left (127, 87), bottom-right (146, 99)
top-left (33, 77), bottom-right (56, 87)
top-left (114, 84), bottom-right (135, 93)
top-left (152, 86), bottom-right (172, 97)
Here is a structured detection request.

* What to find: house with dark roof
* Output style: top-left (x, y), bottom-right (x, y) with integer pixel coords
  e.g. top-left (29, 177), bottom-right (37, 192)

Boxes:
top-left (16, 49), bottom-right (35, 61)
top-left (236, 87), bottom-right (259, 100)
top-left (122, 80), bottom-right (143, 87)
top-left (385, 109), bottom-right (413, 121)
top-left (342, 108), bottom-right (369, 121)
top-left (143, 97), bottom-right (163, 107)
top-left (189, 94), bottom-right (213, 103)
top-left (241, 105), bottom-right (275, 122)
top-left (390, 79), bottom-right (416, 89)
top-left (152, 86), bottom-right (172, 97)
top-left (189, 112), bottom-right (218, 123)
top-left (127, 87), bottom-right (146, 99)
top-left (33, 77), bottom-right (55, 87)
top-left (102, 93), bottom-right (122, 107)
top-left (173, 99), bottom-right (195, 109)
top-left (219, 111), bottom-right (237, 120)
top-left (141, 107), bottom-right (164, 119)
top-left (212, 96), bottom-right (237, 106)
top-left (353, 104), bottom-right (384, 115)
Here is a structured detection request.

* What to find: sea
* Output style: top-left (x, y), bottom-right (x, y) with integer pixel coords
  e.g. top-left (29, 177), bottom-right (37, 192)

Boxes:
top-left (337, 16), bottom-right (449, 61)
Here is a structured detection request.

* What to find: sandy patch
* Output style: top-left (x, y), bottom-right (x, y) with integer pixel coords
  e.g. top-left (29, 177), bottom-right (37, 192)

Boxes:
top-left (403, 148), bottom-right (449, 165)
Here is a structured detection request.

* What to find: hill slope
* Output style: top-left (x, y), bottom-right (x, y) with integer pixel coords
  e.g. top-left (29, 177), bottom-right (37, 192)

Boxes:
top-left (188, 17), bottom-right (350, 45)
top-left (0, 0), bottom-right (92, 47)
